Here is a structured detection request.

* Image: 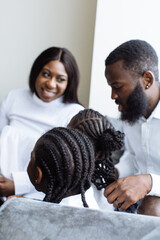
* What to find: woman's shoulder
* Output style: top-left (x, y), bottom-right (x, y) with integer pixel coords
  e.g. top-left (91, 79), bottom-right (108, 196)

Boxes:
top-left (1, 88), bottom-right (31, 109)
top-left (4, 88), bottom-right (31, 102)
top-left (3, 88), bottom-right (29, 99)
top-left (64, 102), bottom-right (84, 111)
top-left (61, 103), bottom-right (84, 119)
top-left (7, 88), bottom-right (30, 96)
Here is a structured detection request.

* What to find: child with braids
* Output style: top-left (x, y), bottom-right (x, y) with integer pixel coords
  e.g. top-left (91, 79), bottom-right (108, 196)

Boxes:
top-left (27, 109), bottom-right (124, 209)
top-left (68, 109), bottom-right (138, 212)
top-left (68, 109), bottom-right (124, 186)
top-left (67, 108), bottom-right (124, 209)
top-left (27, 127), bottom-right (97, 208)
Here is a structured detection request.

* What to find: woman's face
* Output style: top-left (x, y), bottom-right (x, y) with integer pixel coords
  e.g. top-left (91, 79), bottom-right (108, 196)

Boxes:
top-left (35, 60), bottom-right (68, 102)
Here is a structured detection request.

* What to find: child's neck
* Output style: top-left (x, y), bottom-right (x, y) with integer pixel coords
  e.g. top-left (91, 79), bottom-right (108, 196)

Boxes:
top-left (64, 188), bottom-right (81, 198)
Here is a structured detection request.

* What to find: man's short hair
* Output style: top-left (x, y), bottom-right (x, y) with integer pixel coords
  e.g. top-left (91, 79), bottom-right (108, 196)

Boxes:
top-left (105, 39), bottom-right (159, 81)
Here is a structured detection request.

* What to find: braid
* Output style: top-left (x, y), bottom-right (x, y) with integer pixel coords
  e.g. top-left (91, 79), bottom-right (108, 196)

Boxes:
top-left (68, 109), bottom-right (124, 189)
top-left (68, 109), bottom-right (114, 143)
top-left (35, 137), bottom-right (72, 202)
top-left (50, 129), bottom-right (82, 202)
top-left (67, 129), bottom-right (95, 207)
top-left (52, 128), bottom-right (95, 207)
top-left (34, 127), bottom-right (95, 207)
top-left (32, 109), bottom-right (124, 208)
top-left (92, 152), bottom-right (116, 189)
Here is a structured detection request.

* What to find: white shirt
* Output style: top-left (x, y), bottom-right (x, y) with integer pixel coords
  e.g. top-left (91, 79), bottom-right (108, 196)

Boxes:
top-left (60, 184), bottom-right (114, 211)
top-left (20, 184), bottom-right (114, 211)
top-left (116, 100), bottom-right (160, 196)
top-left (0, 88), bottom-right (84, 195)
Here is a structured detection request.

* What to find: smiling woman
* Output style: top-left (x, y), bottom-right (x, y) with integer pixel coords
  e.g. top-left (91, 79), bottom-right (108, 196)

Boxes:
top-left (35, 60), bottom-right (68, 103)
top-left (0, 47), bottom-right (84, 202)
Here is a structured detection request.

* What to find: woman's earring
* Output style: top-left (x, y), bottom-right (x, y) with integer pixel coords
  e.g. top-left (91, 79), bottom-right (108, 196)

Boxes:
top-left (146, 84), bottom-right (149, 89)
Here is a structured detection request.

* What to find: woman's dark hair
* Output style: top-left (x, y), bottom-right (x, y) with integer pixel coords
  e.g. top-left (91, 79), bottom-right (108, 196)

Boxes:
top-left (29, 47), bottom-right (81, 104)
top-left (68, 109), bottom-right (124, 189)
top-left (105, 39), bottom-right (159, 81)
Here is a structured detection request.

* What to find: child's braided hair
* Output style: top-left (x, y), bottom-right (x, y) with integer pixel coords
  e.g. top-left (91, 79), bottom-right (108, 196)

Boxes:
top-left (68, 108), bottom-right (124, 189)
top-left (34, 127), bottom-right (95, 207)
top-left (33, 109), bottom-right (124, 207)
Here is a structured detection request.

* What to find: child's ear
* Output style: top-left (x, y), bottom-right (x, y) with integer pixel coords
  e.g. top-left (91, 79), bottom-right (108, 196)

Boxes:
top-left (35, 166), bottom-right (43, 185)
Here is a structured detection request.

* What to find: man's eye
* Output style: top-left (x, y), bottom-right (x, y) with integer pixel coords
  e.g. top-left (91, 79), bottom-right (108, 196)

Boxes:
top-left (114, 85), bottom-right (122, 90)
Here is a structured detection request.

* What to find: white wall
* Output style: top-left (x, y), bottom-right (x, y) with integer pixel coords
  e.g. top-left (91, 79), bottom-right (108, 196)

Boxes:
top-left (0, 0), bottom-right (97, 107)
top-left (89, 0), bottom-right (160, 117)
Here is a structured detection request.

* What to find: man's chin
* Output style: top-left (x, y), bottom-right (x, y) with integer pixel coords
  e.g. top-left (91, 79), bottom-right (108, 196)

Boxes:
top-left (120, 112), bottom-right (140, 125)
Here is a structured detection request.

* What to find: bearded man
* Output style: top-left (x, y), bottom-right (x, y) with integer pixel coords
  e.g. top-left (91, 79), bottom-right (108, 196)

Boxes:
top-left (104, 39), bottom-right (160, 216)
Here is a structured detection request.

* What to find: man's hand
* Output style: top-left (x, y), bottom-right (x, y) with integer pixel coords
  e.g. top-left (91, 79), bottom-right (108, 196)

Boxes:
top-left (104, 174), bottom-right (152, 210)
top-left (0, 177), bottom-right (15, 197)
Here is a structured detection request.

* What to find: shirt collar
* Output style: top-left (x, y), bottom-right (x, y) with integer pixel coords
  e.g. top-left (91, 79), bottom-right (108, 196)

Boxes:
top-left (32, 93), bottom-right (63, 107)
top-left (122, 100), bottom-right (160, 126)
top-left (148, 100), bottom-right (160, 120)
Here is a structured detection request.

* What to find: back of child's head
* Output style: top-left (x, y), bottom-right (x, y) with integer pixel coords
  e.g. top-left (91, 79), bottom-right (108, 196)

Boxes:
top-left (33, 127), bottom-right (95, 207)
top-left (68, 108), bottom-right (124, 153)
top-left (68, 109), bottom-right (124, 189)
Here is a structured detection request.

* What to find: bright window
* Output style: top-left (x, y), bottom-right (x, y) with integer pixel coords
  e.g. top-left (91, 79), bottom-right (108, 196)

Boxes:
top-left (89, 0), bottom-right (160, 117)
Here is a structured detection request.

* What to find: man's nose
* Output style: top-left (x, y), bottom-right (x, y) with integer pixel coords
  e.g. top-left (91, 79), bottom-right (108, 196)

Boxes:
top-left (111, 89), bottom-right (118, 100)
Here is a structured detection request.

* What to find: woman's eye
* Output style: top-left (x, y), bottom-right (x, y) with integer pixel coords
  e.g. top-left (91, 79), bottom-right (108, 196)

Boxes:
top-left (42, 71), bottom-right (50, 78)
top-left (57, 78), bottom-right (66, 82)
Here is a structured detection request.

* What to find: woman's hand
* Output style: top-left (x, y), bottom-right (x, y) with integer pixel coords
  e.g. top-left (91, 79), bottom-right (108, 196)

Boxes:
top-left (0, 177), bottom-right (15, 197)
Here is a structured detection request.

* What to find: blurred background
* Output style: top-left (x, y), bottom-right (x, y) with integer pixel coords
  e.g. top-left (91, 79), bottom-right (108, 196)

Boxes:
top-left (0, 0), bottom-right (160, 117)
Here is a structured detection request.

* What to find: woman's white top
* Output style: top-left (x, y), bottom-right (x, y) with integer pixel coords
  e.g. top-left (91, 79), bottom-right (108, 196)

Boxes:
top-left (0, 88), bottom-right (84, 195)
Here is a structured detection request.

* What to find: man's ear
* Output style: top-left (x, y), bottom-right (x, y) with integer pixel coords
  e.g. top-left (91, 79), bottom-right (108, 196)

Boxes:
top-left (142, 71), bottom-right (154, 90)
top-left (35, 166), bottom-right (43, 185)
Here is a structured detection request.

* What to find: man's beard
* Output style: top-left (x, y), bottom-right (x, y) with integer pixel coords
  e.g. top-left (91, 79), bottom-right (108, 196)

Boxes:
top-left (120, 83), bottom-right (149, 124)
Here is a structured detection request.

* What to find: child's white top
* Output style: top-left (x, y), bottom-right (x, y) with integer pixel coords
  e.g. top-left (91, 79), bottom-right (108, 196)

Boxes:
top-left (61, 184), bottom-right (114, 211)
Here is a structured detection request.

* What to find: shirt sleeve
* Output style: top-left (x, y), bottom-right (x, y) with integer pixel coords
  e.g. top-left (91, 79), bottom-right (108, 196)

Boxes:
top-left (12, 171), bottom-right (35, 195)
top-left (116, 150), bottom-right (137, 178)
top-left (0, 96), bottom-right (9, 132)
top-left (148, 173), bottom-right (160, 196)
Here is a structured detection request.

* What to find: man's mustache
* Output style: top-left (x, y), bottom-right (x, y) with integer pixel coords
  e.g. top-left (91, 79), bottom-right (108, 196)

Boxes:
top-left (115, 100), bottom-right (122, 105)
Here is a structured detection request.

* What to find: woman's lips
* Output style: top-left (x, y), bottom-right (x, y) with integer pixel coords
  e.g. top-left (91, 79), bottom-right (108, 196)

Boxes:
top-left (42, 89), bottom-right (56, 98)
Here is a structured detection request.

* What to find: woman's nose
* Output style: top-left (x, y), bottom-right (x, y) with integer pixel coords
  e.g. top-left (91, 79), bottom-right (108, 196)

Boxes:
top-left (46, 78), bottom-right (57, 88)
